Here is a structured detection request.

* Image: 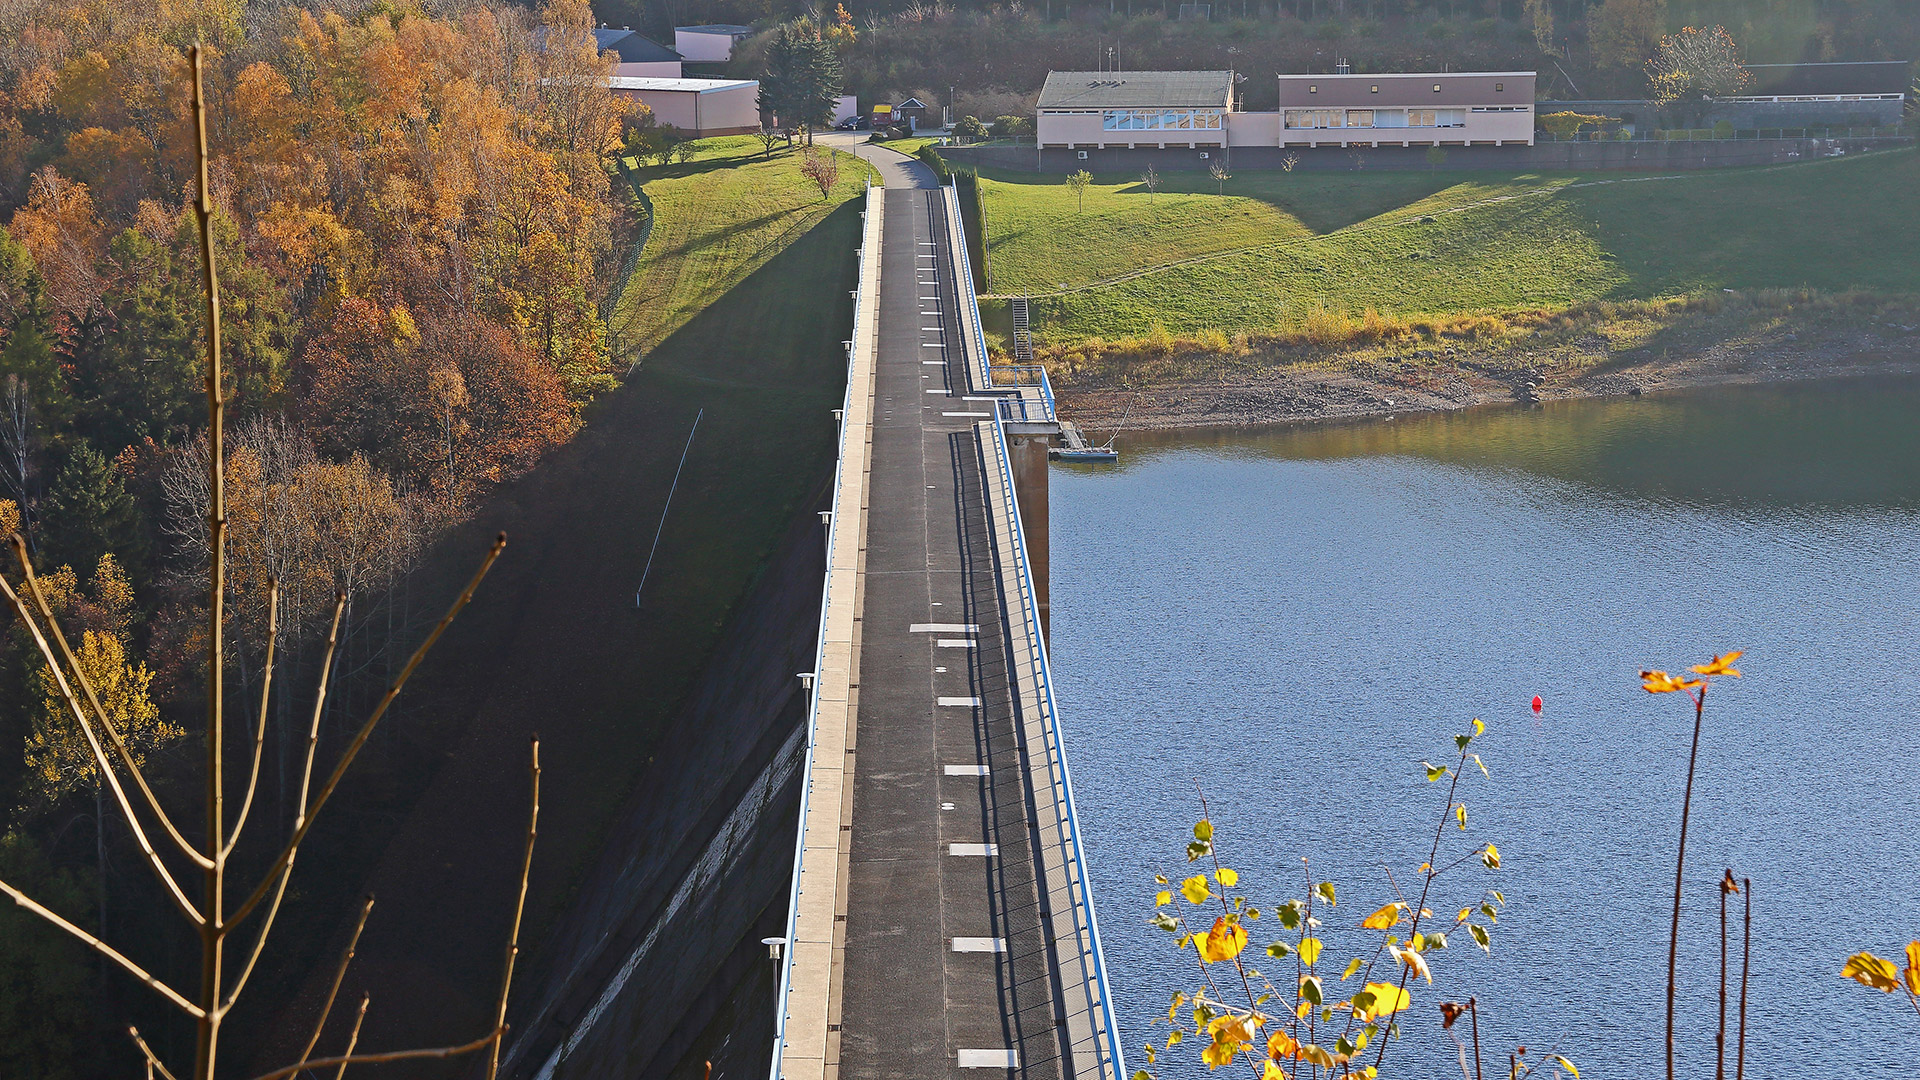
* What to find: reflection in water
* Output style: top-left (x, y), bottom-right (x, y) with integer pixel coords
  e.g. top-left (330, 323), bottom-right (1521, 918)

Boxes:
top-left (1110, 378), bottom-right (1920, 507)
top-left (1051, 378), bottom-right (1920, 1080)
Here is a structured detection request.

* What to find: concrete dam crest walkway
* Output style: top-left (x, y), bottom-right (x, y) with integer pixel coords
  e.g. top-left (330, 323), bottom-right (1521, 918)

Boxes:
top-left (774, 151), bottom-right (1121, 1080)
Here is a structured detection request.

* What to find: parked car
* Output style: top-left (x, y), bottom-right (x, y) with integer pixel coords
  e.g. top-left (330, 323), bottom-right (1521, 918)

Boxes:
top-left (834, 117), bottom-right (870, 131)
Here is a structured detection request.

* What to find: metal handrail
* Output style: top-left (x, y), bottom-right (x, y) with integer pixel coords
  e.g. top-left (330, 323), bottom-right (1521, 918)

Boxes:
top-left (945, 181), bottom-right (1057, 424)
top-left (769, 181), bottom-right (877, 1080)
top-left (984, 414), bottom-right (1124, 1080)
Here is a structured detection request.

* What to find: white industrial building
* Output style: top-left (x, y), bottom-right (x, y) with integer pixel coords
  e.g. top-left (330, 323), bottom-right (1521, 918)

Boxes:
top-left (610, 77), bottom-right (762, 137)
top-left (675, 24), bottom-right (755, 63)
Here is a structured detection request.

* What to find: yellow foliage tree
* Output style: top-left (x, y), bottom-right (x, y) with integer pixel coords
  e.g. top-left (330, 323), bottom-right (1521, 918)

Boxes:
top-left (25, 626), bottom-right (176, 805)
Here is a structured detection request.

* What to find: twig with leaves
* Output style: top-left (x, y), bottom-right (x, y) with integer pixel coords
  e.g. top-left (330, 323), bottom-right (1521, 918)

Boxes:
top-left (0, 45), bottom-right (539, 1080)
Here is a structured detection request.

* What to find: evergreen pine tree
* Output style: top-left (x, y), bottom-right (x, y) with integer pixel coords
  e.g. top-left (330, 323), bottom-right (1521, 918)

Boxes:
top-left (38, 445), bottom-right (144, 580)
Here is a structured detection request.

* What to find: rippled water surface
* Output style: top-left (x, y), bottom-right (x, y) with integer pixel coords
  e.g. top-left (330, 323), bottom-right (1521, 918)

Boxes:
top-left (1048, 379), bottom-right (1920, 1078)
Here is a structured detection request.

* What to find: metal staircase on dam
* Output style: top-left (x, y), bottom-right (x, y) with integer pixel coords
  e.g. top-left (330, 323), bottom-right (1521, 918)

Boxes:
top-left (769, 180), bottom-right (1119, 1080)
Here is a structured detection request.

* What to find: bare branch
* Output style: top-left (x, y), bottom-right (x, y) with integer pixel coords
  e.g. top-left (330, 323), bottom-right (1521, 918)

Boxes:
top-left (0, 875), bottom-right (204, 1016)
top-left (335, 994), bottom-right (369, 1080)
top-left (296, 894), bottom-right (374, 1062)
top-left (242, 1030), bottom-right (502, 1080)
top-left (488, 737), bottom-right (541, 1080)
top-left (223, 579), bottom-right (279, 859)
top-left (7, 535), bottom-right (212, 870)
top-left (231, 534), bottom-right (507, 926)
top-left (221, 597), bottom-right (346, 1014)
top-left (128, 1027), bottom-right (181, 1080)
top-left (0, 567), bottom-right (207, 926)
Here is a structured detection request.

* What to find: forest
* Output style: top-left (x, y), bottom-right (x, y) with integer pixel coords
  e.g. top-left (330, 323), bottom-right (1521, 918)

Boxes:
top-left (0, 0), bottom-right (640, 1071)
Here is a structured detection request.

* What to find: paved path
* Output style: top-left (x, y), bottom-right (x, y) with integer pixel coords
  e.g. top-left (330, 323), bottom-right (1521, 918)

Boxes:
top-left (836, 187), bottom-right (1065, 1080)
top-left (818, 132), bottom-right (942, 189)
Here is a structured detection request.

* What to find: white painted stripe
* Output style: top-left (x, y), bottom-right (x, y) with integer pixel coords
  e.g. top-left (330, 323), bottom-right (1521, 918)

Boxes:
top-left (961, 396), bottom-right (998, 401)
top-left (944, 764), bottom-right (989, 776)
top-left (938, 696), bottom-right (982, 707)
top-left (919, 242), bottom-right (937, 246)
top-left (926, 389), bottom-right (949, 395)
top-left (911, 623), bottom-right (978, 632)
top-left (949, 843), bottom-right (998, 857)
top-left (923, 360), bottom-right (946, 365)
top-left (952, 937), bottom-right (1007, 953)
top-left (937, 639), bottom-right (977, 648)
top-left (958, 1049), bottom-right (1018, 1069)
top-left (922, 343), bottom-right (945, 348)
top-left (943, 412), bottom-right (992, 417)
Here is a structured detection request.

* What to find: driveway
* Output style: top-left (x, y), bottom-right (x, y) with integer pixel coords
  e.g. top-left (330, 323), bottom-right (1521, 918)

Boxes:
top-left (816, 131), bottom-right (942, 189)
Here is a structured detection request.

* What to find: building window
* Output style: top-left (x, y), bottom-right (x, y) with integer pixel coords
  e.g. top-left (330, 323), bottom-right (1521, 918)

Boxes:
top-left (1284, 109), bottom-right (1346, 129)
top-left (1308, 85), bottom-right (1317, 93)
top-left (1495, 82), bottom-right (1504, 92)
top-left (1345, 109), bottom-right (1374, 128)
top-left (1370, 85), bottom-right (1379, 93)
top-left (1434, 84), bottom-right (1443, 93)
top-left (1102, 108), bottom-right (1222, 131)
top-left (1408, 110), bottom-right (1436, 127)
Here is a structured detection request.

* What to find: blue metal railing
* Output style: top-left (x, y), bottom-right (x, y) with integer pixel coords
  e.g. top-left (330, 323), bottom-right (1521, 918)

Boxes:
top-left (983, 414), bottom-right (1125, 1080)
top-left (945, 182), bottom-right (1057, 425)
top-left (769, 182), bottom-right (877, 1080)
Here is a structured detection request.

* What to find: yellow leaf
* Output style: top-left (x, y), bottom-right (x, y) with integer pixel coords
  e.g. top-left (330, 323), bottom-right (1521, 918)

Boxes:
top-left (1360, 902), bottom-right (1404, 931)
top-left (1906, 941), bottom-right (1920, 996)
top-left (1554, 1055), bottom-right (1580, 1078)
top-left (1182, 875), bottom-right (1211, 905)
top-left (1359, 981), bottom-right (1410, 1018)
top-left (1202, 1014), bottom-right (1254, 1070)
top-left (1297, 936), bottom-right (1322, 967)
top-left (1200, 1039), bottom-right (1235, 1070)
top-left (1167, 1029), bottom-right (1183, 1045)
top-left (1299, 1044), bottom-right (1334, 1068)
top-left (1395, 946), bottom-right (1434, 985)
top-left (1294, 1000), bottom-right (1312, 1019)
top-left (1340, 956), bottom-right (1363, 981)
top-left (1841, 951), bottom-right (1902, 992)
top-left (1197, 917), bottom-right (1249, 964)
top-left (1640, 669), bottom-right (1704, 694)
top-left (1262, 1059), bottom-right (1286, 1080)
top-left (1472, 718), bottom-right (1485, 736)
top-left (1454, 803), bottom-right (1467, 830)
top-left (1689, 650), bottom-right (1743, 677)
top-left (1156, 891), bottom-right (1172, 907)
top-left (1266, 1030), bottom-right (1299, 1061)
top-left (1215, 867), bottom-right (1239, 888)
top-left (1482, 843), bottom-right (1501, 869)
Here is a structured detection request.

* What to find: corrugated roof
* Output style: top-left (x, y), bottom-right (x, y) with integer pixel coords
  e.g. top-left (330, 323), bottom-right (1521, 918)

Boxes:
top-left (677, 24), bottom-right (755, 34)
top-left (1745, 61), bottom-right (1911, 96)
top-left (608, 76), bottom-right (758, 93)
top-left (1038, 70), bottom-right (1234, 110)
top-left (594, 29), bottom-right (681, 64)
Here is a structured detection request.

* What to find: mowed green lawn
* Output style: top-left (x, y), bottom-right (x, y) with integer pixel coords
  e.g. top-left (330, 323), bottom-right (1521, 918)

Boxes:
top-left (977, 148), bottom-right (1920, 341)
top-left (615, 135), bottom-right (877, 354)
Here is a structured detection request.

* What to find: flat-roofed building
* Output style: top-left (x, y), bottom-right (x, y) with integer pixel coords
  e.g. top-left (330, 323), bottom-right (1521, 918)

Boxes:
top-left (1036, 70), bottom-right (1234, 149)
top-left (593, 28), bottom-right (683, 78)
top-left (608, 77), bottom-right (762, 136)
top-left (1278, 72), bottom-right (1535, 147)
top-left (675, 24), bottom-right (755, 63)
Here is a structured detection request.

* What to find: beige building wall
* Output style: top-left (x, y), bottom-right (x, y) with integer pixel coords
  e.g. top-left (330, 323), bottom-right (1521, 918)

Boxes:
top-left (614, 60), bottom-right (683, 78)
top-left (611, 82), bottom-right (763, 136)
top-left (1277, 72), bottom-right (1536, 146)
top-left (1037, 110), bottom-right (1228, 148)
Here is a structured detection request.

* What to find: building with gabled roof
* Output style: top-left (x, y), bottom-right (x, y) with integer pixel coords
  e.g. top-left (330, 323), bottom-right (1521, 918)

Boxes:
top-left (594, 28), bottom-right (683, 78)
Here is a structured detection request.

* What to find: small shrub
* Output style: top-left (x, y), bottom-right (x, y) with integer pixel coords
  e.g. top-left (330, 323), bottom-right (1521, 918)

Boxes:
top-left (953, 114), bottom-right (987, 138)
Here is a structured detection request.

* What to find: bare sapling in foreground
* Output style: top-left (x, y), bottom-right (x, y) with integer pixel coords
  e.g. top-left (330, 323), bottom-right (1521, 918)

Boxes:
top-left (0, 46), bottom-right (538, 1080)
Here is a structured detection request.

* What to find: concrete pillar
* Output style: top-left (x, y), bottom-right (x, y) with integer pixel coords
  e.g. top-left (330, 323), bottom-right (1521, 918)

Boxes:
top-left (1008, 434), bottom-right (1051, 643)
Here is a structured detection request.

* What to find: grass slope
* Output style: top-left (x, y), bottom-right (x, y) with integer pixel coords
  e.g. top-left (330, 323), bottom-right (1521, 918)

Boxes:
top-left (978, 149), bottom-right (1920, 343)
top-left (615, 135), bottom-right (877, 354)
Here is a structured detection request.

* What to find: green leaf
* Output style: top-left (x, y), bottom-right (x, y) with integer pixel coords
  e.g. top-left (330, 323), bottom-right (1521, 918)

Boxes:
top-left (1193, 820), bottom-right (1214, 842)
top-left (1455, 733), bottom-right (1472, 751)
top-left (1266, 941), bottom-right (1293, 959)
top-left (1299, 975), bottom-right (1323, 1006)
top-left (1480, 903), bottom-right (1498, 923)
top-left (1361, 1023), bottom-right (1378, 1051)
top-left (1350, 989), bottom-right (1377, 1014)
top-left (1186, 840), bottom-right (1211, 862)
top-left (1278, 901), bottom-right (1302, 930)
top-left (1340, 956), bottom-right (1363, 981)
top-left (1151, 912), bottom-right (1179, 932)
top-left (1167, 1029), bottom-right (1183, 1046)
top-left (1335, 1035), bottom-right (1356, 1057)
top-left (1426, 931), bottom-right (1448, 951)
top-left (1317, 881), bottom-right (1337, 906)
top-left (1490, 890), bottom-right (1505, 906)
top-left (1424, 761), bottom-right (1447, 781)
top-left (1133, 1070), bottom-right (1152, 1080)
top-left (1469, 923), bottom-right (1490, 952)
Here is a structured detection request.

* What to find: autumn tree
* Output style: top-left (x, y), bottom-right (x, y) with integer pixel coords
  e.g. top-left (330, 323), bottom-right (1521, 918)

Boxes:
top-left (799, 147), bottom-right (841, 201)
top-left (1649, 25), bottom-right (1751, 126)
top-left (1524, 0), bottom-right (1554, 50)
top-left (1591, 0), bottom-right (1669, 69)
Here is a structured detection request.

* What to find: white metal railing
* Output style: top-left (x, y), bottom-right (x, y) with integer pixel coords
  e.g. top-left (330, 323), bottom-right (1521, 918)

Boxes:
top-left (944, 181), bottom-right (1057, 425)
top-left (769, 181), bottom-right (878, 1080)
top-left (982, 414), bottom-right (1124, 1080)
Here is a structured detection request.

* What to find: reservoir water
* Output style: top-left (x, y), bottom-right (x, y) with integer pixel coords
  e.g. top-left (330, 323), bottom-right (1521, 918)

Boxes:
top-left (1049, 378), bottom-right (1920, 1078)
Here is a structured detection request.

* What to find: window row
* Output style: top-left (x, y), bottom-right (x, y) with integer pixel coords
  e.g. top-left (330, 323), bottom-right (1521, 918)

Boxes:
top-left (1102, 109), bottom-right (1224, 131)
top-left (1283, 108), bottom-right (1467, 130)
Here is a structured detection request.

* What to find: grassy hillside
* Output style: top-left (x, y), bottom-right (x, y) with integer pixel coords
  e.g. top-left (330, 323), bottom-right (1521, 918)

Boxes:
top-left (977, 149), bottom-right (1920, 346)
top-left (613, 135), bottom-right (877, 355)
